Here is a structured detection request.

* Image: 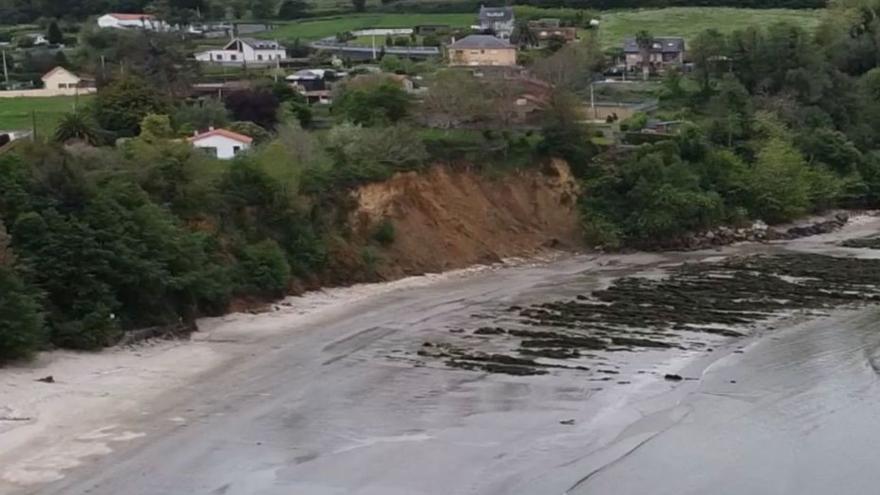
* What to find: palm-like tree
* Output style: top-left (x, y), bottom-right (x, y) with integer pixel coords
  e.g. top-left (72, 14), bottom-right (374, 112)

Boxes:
top-left (635, 30), bottom-right (654, 81)
top-left (54, 112), bottom-right (102, 146)
top-left (511, 20), bottom-right (538, 48)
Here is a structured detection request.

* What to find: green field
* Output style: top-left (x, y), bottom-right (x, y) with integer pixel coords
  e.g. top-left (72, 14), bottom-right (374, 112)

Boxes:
top-left (598, 7), bottom-right (825, 48)
top-left (262, 13), bottom-right (473, 41)
top-left (263, 7), bottom-right (824, 48)
top-left (0, 96), bottom-right (93, 139)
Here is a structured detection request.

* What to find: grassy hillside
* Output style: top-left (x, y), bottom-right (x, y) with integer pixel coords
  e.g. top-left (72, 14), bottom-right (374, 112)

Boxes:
top-left (264, 13), bottom-right (474, 41)
top-left (263, 7), bottom-right (824, 47)
top-left (598, 7), bottom-right (825, 47)
top-left (0, 95), bottom-right (93, 139)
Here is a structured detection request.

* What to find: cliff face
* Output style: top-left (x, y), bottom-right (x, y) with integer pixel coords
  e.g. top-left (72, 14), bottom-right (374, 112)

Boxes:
top-left (350, 160), bottom-right (582, 278)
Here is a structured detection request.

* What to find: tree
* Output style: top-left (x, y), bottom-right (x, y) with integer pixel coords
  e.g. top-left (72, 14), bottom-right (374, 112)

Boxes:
top-left (690, 28), bottom-right (728, 94)
top-left (47, 21), bottom-right (63, 45)
top-left (511, 20), bottom-right (537, 48)
top-left (224, 89), bottom-right (281, 129)
top-left (635, 30), bottom-right (654, 80)
top-left (333, 76), bottom-right (411, 126)
top-left (352, 0), bottom-right (366, 12)
top-left (278, 0), bottom-right (308, 19)
top-left (250, 0), bottom-right (277, 19)
top-left (92, 75), bottom-right (170, 138)
top-left (0, 260), bottom-right (45, 362)
top-left (173, 98), bottom-right (231, 132)
top-left (54, 112), bottom-right (104, 146)
top-left (538, 90), bottom-right (596, 178)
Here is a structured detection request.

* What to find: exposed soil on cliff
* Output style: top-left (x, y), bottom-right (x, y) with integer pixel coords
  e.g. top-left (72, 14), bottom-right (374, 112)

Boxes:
top-left (351, 161), bottom-right (582, 278)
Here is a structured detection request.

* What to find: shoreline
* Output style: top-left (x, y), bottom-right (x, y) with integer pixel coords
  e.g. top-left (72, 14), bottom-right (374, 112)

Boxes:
top-left (1, 214), bottom-right (878, 493)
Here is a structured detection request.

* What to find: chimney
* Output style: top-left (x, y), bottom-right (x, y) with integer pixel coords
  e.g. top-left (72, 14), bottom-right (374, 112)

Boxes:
top-left (209, 126), bottom-right (215, 131)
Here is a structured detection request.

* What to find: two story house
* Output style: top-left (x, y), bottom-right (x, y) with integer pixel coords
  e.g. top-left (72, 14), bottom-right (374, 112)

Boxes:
top-left (478, 6), bottom-right (515, 39)
top-left (623, 36), bottom-right (685, 74)
top-left (448, 35), bottom-right (517, 67)
top-left (195, 38), bottom-right (286, 66)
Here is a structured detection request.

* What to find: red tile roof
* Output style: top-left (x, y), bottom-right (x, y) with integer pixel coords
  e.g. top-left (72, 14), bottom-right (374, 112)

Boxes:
top-left (188, 128), bottom-right (253, 144)
top-left (108, 13), bottom-right (157, 20)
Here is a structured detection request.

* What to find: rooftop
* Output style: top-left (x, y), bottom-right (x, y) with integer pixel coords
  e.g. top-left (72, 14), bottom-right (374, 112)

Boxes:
top-left (107, 13), bottom-right (156, 20)
top-left (623, 37), bottom-right (685, 54)
top-left (188, 128), bottom-right (253, 144)
top-left (448, 35), bottom-right (514, 50)
top-left (479, 6), bottom-right (515, 23)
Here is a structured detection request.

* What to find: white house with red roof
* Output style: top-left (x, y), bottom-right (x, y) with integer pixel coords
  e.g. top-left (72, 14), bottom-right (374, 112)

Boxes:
top-left (188, 127), bottom-right (253, 160)
top-left (97, 13), bottom-right (170, 31)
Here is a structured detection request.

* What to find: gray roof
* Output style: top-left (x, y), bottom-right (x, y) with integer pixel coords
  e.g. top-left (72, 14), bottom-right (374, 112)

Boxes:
top-left (240, 37), bottom-right (281, 49)
top-left (448, 34), bottom-right (514, 50)
top-left (479, 6), bottom-right (514, 24)
top-left (623, 37), bottom-right (685, 54)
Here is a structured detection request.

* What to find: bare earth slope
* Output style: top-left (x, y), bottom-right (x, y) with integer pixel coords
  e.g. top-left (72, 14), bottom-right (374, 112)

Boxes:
top-left (352, 160), bottom-right (581, 277)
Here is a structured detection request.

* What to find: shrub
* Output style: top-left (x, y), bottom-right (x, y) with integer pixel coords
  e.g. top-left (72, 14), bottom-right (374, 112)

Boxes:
top-left (237, 240), bottom-right (291, 296)
top-left (372, 218), bottom-right (396, 246)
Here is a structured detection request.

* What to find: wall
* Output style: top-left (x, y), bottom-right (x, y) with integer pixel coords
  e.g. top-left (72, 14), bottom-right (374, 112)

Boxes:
top-left (450, 48), bottom-right (517, 66)
top-left (192, 135), bottom-right (249, 159)
top-left (0, 88), bottom-right (97, 98)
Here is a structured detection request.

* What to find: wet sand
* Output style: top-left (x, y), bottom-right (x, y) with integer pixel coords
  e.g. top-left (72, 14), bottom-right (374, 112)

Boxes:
top-left (2, 216), bottom-right (879, 495)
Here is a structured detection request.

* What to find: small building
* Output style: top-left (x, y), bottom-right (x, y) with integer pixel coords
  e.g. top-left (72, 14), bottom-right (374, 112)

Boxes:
top-left (42, 66), bottom-right (93, 92)
top-left (478, 6), bottom-right (515, 39)
top-left (448, 35), bottom-right (517, 67)
top-left (97, 13), bottom-right (170, 31)
top-left (528, 19), bottom-right (578, 45)
top-left (414, 24), bottom-right (451, 35)
top-left (623, 36), bottom-right (685, 73)
top-left (188, 127), bottom-right (252, 160)
top-left (194, 37), bottom-right (286, 66)
top-left (286, 69), bottom-right (335, 92)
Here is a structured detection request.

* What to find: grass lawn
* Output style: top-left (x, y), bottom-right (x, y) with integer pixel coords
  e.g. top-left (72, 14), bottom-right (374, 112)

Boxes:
top-left (261, 13), bottom-right (473, 41)
top-left (0, 95), bottom-right (93, 140)
top-left (597, 7), bottom-right (825, 48)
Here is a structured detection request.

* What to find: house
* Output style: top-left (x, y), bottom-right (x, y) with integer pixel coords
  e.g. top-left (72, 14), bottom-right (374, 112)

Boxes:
top-left (22, 33), bottom-right (49, 45)
top-left (42, 66), bottom-right (93, 92)
top-left (194, 37), bottom-right (286, 66)
top-left (478, 6), bottom-right (515, 39)
top-left (623, 36), bottom-right (685, 73)
top-left (97, 13), bottom-right (170, 31)
top-left (0, 67), bottom-right (97, 98)
top-left (286, 69), bottom-right (335, 92)
top-left (448, 35), bottom-right (517, 67)
top-left (189, 128), bottom-right (253, 159)
top-left (527, 19), bottom-right (578, 45)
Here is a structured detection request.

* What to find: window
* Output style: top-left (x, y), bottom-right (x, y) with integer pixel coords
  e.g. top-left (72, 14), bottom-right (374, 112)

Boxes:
top-left (233, 146), bottom-right (241, 154)
top-left (215, 54), bottom-right (222, 61)
top-left (231, 54), bottom-right (237, 61)
top-left (258, 54), bottom-right (263, 61)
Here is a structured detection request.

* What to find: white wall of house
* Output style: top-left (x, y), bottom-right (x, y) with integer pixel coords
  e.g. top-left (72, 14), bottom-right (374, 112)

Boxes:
top-left (97, 14), bottom-right (169, 31)
top-left (43, 70), bottom-right (81, 91)
top-left (191, 135), bottom-right (250, 159)
top-left (195, 43), bottom-right (285, 65)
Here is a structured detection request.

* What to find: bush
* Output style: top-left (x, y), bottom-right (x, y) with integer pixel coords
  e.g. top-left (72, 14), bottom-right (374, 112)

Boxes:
top-left (0, 266), bottom-right (45, 362)
top-left (237, 240), bottom-right (291, 296)
top-left (372, 218), bottom-right (396, 246)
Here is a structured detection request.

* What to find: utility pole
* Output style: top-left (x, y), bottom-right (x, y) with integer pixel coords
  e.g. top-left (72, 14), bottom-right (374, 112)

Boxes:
top-left (2, 50), bottom-right (9, 87)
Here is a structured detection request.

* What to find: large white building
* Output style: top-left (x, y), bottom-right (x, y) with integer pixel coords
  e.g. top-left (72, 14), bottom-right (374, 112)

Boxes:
top-left (97, 13), bottom-right (171, 31)
top-left (195, 38), bottom-right (286, 66)
top-left (188, 128), bottom-right (253, 160)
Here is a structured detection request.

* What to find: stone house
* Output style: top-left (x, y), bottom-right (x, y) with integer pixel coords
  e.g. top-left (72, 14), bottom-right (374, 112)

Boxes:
top-left (448, 35), bottom-right (517, 67)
